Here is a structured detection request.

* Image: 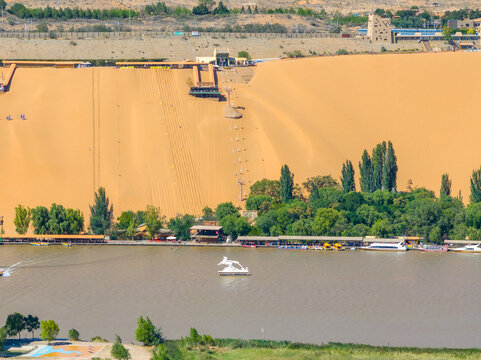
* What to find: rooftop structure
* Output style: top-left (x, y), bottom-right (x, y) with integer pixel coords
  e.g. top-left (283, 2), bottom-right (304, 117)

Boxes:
top-left (0, 234), bottom-right (106, 244)
top-left (196, 48), bottom-right (250, 67)
top-left (358, 28), bottom-right (479, 42)
top-left (190, 225), bottom-right (224, 243)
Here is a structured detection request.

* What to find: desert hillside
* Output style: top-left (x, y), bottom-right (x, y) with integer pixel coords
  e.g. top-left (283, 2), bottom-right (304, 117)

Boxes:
top-left (4, 0), bottom-right (479, 13)
top-left (0, 52), bottom-right (480, 232)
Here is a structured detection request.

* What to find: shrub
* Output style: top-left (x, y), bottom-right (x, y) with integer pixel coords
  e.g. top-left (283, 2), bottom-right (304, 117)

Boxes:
top-left (336, 48), bottom-right (349, 55)
top-left (91, 336), bottom-right (109, 342)
top-left (69, 328), bottom-right (80, 341)
top-left (40, 320), bottom-right (59, 344)
top-left (237, 50), bottom-right (251, 60)
top-left (111, 335), bottom-right (131, 360)
top-left (135, 316), bottom-right (164, 346)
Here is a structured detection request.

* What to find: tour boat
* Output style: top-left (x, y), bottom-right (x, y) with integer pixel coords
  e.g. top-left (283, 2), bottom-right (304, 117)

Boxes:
top-left (242, 244), bottom-right (256, 248)
top-left (0, 270), bottom-right (3, 277)
top-left (417, 244), bottom-right (448, 252)
top-left (217, 257), bottom-right (250, 276)
top-left (449, 243), bottom-right (481, 253)
top-left (62, 242), bottom-right (72, 247)
top-left (360, 242), bottom-right (407, 252)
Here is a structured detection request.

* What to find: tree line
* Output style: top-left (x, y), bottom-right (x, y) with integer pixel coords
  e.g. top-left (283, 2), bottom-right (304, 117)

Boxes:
top-left (13, 139), bottom-right (481, 244)
top-left (375, 6), bottom-right (481, 29)
top-left (8, 3), bottom-right (139, 20)
top-left (245, 141), bottom-right (481, 243)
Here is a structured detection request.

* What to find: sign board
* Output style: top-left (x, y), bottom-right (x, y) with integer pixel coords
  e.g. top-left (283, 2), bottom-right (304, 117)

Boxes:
top-left (173, 31), bottom-right (184, 36)
top-left (191, 31), bottom-right (200, 36)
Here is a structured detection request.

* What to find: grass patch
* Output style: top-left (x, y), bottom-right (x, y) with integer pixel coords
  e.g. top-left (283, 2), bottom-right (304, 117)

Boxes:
top-left (164, 340), bottom-right (481, 360)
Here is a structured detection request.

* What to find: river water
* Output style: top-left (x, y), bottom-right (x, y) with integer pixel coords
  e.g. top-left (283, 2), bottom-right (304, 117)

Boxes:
top-left (0, 245), bottom-right (480, 347)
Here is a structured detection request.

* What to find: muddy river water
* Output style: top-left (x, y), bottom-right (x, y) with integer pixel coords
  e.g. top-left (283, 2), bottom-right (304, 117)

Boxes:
top-left (0, 245), bottom-right (480, 347)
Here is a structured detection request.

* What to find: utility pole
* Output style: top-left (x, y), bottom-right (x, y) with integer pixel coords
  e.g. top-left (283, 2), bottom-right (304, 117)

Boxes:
top-left (129, 7), bottom-right (131, 26)
top-left (237, 179), bottom-right (245, 201)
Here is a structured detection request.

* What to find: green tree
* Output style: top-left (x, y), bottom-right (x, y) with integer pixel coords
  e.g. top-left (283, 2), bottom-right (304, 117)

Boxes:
top-left (14, 205), bottom-right (31, 234)
top-left (470, 167), bottom-right (481, 203)
top-left (341, 160), bottom-right (355, 193)
top-left (47, 203), bottom-right (68, 234)
top-left (382, 141), bottom-right (398, 192)
top-left (250, 178), bottom-right (281, 201)
top-left (237, 50), bottom-right (251, 59)
top-left (89, 187), bottom-right (113, 235)
top-left (24, 315), bottom-right (40, 340)
top-left (202, 206), bottom-right (216, 220)
top-left (372, 141), bottom-right (386, 191)
top-left (280, 164), bottom-right (294, 203)
top-left (429, 226), bottom-right (442, 243)
top-left (303, 175), bottom-right (340, 193)
top-left (5, 313), bottom-right (25, 340)
top-left (117, 211), bottom-right (136, 230)
top-left (313, 208), bottom-right (342, 235)
top-left (215, 202), bottom-right (239, 220)
top-left (126, 216), bottom-right (138, 240)
top-left (135, 316), bottom-right (164, 346)
top-left (440, 173), bottom-right (452, 197)
top-left (65, 208), bottom-right (84, 234)
top-left (219, 215), bottom-right (251, 239)
top-left (31, 206), bottom-right (49, 234)
top-left (359, 150), bottom-right (374, 193)
top-left (0, 0), bottom-right (6, 10)
top-left (443, 26), bottom-right (453, 40)
top-left (0, 327), bottom-right (6, 351)
top-left (371, 219), bottom-right (392, 237)
top-left (111, 335), bottom-right (131, 360)
top-left (69, 329), bottom-right (80, 341)
top-left (145, 205), bottom-right (164, 239)
top-left (40, 320), bottom-right (59, 344)
top-left (168, 214), bottom-right (195, 240)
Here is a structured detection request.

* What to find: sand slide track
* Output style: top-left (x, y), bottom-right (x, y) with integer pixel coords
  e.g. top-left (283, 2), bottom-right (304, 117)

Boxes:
top-left (154, 69), bottom-right (203, 214)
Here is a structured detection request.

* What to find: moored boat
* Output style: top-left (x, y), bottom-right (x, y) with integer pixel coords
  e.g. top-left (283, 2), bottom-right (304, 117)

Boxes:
top-left (0, 270), bottom-right (3, 277)
top-left (360, 242), bottom-right (407, 252)
top-left (417, 245), bottom-right (448, 252)
top-left (449, 243), bottom-right (481, 253)
top-left (62, 242), bottom-right (72, 247)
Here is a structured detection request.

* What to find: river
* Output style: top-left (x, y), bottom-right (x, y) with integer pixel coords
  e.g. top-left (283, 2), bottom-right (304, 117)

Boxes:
top-left (0, 245), bottom-right (480, 347)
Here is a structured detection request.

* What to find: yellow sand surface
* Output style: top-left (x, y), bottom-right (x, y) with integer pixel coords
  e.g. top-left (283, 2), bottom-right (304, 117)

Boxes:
top-left (0, 52), bottom-right (479, 231)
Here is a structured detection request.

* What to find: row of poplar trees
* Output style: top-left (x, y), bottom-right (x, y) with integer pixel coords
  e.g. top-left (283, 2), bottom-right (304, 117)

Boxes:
top-left (340, 140), bottom-right (398, 194)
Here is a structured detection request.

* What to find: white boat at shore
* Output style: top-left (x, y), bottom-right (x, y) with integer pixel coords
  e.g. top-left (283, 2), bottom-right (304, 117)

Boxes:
top-left (217, 257), bottom-right (250, 276)
top-left (449, 243), bottom-right (481, 253)
top-left (360, 242), bottom-right (407, 252)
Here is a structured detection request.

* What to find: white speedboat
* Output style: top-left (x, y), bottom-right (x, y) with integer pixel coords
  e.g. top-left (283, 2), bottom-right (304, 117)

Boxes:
top-left (449, 243), bottom-right (481, 253)
top-left (217, 257), bottom-right (250, 276)
top-left (360, 242), bottom-right (407, 252)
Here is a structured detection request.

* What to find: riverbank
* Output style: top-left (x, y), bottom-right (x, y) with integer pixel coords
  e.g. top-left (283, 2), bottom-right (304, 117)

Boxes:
top-left (3, 339), bottom-right (481, 359)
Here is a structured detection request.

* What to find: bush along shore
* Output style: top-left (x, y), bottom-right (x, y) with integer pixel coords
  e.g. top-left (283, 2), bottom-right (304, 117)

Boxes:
top-left (2, 312), bottom-right (481, 359)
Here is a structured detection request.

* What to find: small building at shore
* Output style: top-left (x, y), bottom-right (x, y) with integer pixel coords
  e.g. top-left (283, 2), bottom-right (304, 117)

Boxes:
top-left (190, 225), bottom-right (224, 243)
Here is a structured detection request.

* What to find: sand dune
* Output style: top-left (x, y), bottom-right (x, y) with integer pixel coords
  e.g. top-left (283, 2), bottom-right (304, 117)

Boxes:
top-left (0, 52), bottom-right (480, 232)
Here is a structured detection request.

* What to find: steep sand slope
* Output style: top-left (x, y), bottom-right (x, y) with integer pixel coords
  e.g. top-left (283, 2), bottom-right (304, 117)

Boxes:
top-left (0, 67), bottom-right (243, 231)
top-left (239, 52), bottom-right (481, 201)
top-left (0, 52), bottom-right (480, 232)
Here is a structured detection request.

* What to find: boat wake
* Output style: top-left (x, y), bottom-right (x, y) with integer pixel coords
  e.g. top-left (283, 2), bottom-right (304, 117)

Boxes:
top-left (1, 261), bottom-right (22, 277)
